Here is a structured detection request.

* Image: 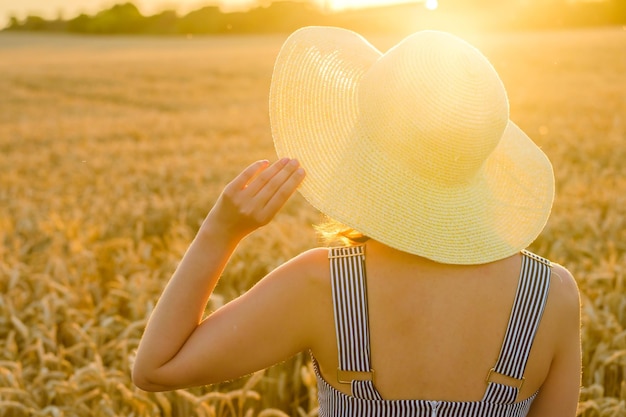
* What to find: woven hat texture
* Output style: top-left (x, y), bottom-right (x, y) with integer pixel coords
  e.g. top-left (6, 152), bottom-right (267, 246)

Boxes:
top-left (270, 26), bottom-right (554, 264)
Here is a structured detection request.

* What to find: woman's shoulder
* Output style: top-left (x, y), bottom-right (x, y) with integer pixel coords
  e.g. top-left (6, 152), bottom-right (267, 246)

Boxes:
top-left (540, 261), bottom-right (581, 351)
top-left (287, 247), bottom-right (330, 272)
top-left (294, 246), bottom-right (331, 263)
top-left (523, 251), bottom-right (579, 309)
top-left (549, 262), bottom-right (581, 310)
top-left (274, 247), bottom-right (331, 289)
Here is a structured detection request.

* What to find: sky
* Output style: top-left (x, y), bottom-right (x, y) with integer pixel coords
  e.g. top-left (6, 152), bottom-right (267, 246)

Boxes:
top-left (0, 0), bottom-right (421, 28)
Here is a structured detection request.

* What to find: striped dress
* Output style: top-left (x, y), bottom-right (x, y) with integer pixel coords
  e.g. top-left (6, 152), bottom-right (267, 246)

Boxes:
top-left (312, 245), bottom-right (551, 417)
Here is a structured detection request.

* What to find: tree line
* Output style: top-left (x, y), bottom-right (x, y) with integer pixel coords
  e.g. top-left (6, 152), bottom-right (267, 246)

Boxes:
top-left (4, 0), bottom-right (626, 35)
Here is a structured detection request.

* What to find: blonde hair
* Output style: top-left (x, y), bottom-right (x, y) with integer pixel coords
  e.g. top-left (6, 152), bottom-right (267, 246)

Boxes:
top-left (314, 216), bottom-right (370, 247)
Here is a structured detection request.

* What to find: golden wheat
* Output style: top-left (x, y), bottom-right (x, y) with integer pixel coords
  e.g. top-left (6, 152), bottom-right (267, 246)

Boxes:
top-left (0, 28), bottom-right (624, 416)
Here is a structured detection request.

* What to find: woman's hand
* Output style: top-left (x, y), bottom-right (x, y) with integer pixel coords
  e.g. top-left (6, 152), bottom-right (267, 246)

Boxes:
top-left (203, 158), bottom-right (305, 241)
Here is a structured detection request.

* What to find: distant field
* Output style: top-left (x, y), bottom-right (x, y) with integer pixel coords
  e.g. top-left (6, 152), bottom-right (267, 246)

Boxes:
top-left (0, 28), bottom-right (625, 416)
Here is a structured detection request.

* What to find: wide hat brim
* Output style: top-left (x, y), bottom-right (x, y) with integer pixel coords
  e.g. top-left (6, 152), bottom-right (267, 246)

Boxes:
top-left (270, 26), bottom-right (554, 264)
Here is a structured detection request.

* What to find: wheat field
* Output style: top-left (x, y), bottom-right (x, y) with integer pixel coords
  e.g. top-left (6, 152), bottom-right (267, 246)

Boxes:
top-left (0, 27), bottom-right (624, 416)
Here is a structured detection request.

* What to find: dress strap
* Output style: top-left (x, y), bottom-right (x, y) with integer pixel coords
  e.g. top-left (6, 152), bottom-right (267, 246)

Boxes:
top-left (329, 245), bottom-right (382, 400)
top-left (482, 250), bottom-right (551, 403)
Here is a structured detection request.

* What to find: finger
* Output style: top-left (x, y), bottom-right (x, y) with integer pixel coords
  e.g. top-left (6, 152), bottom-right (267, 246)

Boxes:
top-left (228, 160), bottom-right (270, 191)
top-left (251, 158), bottom-right (300, 205)
top-left (258, 163), bottom-right (305, 221)
top-left (242, 158), bottom-right (291, 197)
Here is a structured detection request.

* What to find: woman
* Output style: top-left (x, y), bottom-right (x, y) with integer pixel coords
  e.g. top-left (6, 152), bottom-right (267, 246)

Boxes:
top-left (133, 27), bottom-right (581, 416)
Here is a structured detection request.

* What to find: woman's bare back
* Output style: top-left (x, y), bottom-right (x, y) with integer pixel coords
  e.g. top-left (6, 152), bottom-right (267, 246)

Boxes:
top-left (308, 240), bottom-right (579, 405)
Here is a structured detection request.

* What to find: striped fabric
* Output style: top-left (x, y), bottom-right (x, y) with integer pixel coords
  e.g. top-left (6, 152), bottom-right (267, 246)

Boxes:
top-left (313, 245), bottom-right (552, 417)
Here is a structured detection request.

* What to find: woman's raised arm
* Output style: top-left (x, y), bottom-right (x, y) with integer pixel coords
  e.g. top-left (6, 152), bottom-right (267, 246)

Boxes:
top-left (132, 158), bottom-right (305, 391)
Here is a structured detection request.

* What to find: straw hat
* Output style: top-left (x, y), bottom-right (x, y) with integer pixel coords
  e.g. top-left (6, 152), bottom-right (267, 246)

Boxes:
top-left (269, 26), bottom-right (554, 264)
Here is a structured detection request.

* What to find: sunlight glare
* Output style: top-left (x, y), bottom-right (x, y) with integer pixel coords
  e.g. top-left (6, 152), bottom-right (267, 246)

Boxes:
top-left (329, 0), bottom-right (418, 11)
top-left (425, 0), bottom-right (438, 10)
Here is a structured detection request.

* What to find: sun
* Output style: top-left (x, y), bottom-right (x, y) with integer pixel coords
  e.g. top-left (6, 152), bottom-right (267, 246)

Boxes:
top-left (425, 0), bottom-right (438, 10)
